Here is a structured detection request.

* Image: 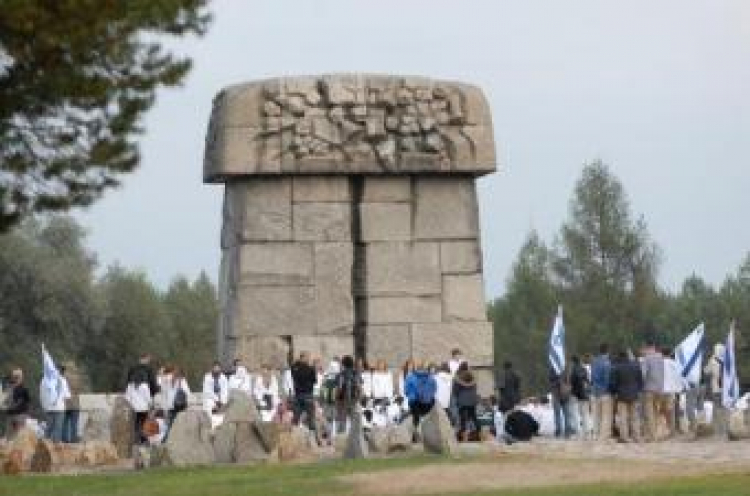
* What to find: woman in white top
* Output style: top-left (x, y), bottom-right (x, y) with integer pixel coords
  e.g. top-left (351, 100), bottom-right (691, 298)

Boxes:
top-left (254, 366), bottom-right (281, 422)
top-left (370, 360), bottom-right (394, 405)
top-left (434, 363), bottom-right (453, 413)
top-left (228, 364), bottom-right (253, 397)
top-left (359, 359), bottom-right (374, 401)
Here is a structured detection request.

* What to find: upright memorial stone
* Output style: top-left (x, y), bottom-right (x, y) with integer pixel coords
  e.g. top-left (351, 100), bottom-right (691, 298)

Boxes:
top-left (204, 75), bottom-right (497, 389)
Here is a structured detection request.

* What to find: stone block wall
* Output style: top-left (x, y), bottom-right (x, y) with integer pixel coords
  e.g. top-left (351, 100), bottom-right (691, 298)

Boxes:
top-left (207, 75), bottom-right (497, 375)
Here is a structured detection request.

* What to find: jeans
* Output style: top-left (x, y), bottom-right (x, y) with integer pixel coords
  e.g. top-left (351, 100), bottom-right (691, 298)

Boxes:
top-left (292, 393), bottom-right (317, 434)
top-left (564, 397), bottom-right (579, 437)
top-left (46, 411), bottom-right (65, 443)
top-left (62, 410), bottom-right (80, 443)
top-left (577, 400), bottom-right (592, 438)
top-left (457, 405), bottom-right (479, 436)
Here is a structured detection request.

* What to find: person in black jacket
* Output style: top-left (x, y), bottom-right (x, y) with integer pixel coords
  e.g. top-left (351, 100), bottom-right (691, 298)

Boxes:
top-left (610, 351), bottom-right (644, 443)
top-left (496, 361), bottom-right (521, 413)
top-left (570, 355), bottom-right (591, 439)
top-left (290, 351), bottom-right (318, 439)
top-left (453, 362), bottom-right (479, 441)
top-left (503, 408), bottom-right (539, 444)
top-left (5, 368), bottom-right (31, 435)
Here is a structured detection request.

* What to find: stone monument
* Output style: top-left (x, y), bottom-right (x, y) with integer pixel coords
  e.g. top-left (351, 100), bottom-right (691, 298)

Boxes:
top-left (204, 75), bottom-right (496, 381)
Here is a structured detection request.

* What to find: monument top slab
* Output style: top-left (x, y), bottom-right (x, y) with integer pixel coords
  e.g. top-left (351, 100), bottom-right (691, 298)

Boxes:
top-left (203, 75), bottom-right (496, 182)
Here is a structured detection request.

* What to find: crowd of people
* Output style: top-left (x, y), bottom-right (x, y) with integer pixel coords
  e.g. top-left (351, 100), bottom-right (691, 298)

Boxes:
top-left (0, 338), bottom-right (741, 449)
top-left (545, 339), bottom-right (734, 443)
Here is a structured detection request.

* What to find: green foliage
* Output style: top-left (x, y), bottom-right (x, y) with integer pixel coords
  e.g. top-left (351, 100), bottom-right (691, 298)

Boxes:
top-left (0, 0), bottom-right (211, 230)
top-left (491, 160), bottom-right (750, 394)
top-left (0, 215), bottom-right (218, 394)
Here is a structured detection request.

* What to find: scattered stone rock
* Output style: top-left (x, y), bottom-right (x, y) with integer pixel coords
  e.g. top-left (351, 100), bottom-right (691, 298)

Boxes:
top-left (3, 449), bottom-right (22, 475)
top-left (344, 409), bottom-right (369, 459)
top-left (77, 441), bottom-right (119, 466)
top-left (29, 439), bottom-right (54, 473)
top-left (212, 422), bottom-right (237, 463)
top-left (223, 390), bottom-right (260, 423)
top-left (8, 426), bottom-right (38, 469)
top-left (278, 426), bottom-right (315, 462)
top-left (235, 423), bottom-right (269, 463)
top-left (728, 412), bottom-right (750, 440)
top-left (421, 406), bottom-right (457, 455)
top-left (367, 427), bottom-right (389, 454)
top-left (387, 421), bottom-right (414, 453)
top-left (253, 421), bottom-right (280, 453)
top-left (158, 410), bottom-right (215, 467)
top-left (83, 409), bottom-right (111, 442)
top-left (110, 396), bottom-right (134, 458)
top-left (696, 422), bottom-right (715, 438)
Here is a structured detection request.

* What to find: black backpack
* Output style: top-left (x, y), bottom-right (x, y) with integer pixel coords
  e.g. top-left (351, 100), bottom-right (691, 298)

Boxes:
top-left (336, 369), bottom-right (360, 403)
top-left (173, 388), bottom-right (188, 412)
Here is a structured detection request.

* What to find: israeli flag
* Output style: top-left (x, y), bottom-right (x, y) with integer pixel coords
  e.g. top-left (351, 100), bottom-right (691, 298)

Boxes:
top-left (722, 323), bottom-right (740, 409)
top-left (41, 344), bottom-right (61, 405)
top-left (548, 305), bottom-right (565, 376)
top-left (675, 323), bottom-right (705, 386)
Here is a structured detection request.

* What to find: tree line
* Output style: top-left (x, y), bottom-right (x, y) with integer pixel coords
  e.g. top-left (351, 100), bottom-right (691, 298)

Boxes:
top-left (489, 160), bottom-right (750, 394)
top-left (0, 216), bottom-right (218, 397)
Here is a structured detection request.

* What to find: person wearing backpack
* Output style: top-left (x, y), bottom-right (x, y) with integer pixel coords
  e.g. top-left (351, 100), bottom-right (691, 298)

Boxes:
top-left (165, 367), bottom-right (191, 435)
top-left (404, 360), bottom-right (437, 434)
top-left (335, 355), bottom-right (361, 435)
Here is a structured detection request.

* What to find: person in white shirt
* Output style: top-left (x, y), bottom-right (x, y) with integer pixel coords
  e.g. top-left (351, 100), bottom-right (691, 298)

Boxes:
top-left (164, 367), bottom-right (191, 429)
top-left (662, 348), bottom-right (685, 438)
top-left (370, 360), bottom-right (394, 404)
top-left (228, 361), bottom-right (253, 397)
top-left (434, 363), bottom-right (454, 420)
top-left (448, 348), bottom-right (465, 376)
top-left (358, 358), bottom-right (374, 402)
top-left (202, 361), bottom-right (229, 415)
top-left (254, 366), bottom-right (281, 422)
top-left (40, 369), bottom-right (71, 444)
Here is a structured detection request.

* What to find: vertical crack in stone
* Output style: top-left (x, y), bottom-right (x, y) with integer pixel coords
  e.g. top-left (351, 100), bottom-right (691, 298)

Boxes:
top-left (351, 176), bottom-right (367, 359)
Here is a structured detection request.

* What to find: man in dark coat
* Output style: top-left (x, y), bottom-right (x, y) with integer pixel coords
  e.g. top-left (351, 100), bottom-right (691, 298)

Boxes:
top-left (495, 361), bottom-right (521, 413)
top-left (610, 351), bottom-right (644, 443)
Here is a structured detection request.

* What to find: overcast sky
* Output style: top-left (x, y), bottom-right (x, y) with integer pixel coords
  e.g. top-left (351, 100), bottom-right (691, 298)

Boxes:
top-left (76, 0), bottom-right (750, 298)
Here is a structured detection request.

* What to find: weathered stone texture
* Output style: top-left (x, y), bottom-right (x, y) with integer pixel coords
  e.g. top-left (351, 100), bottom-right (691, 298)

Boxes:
top-left (442, 274), bottom-right (487, 321)
top-left (365, 325), bottom-right (412, 367)
top-left (237, 243), bottom-right (313, 286)
top-left (313, 243), bottom-right (354, 335)
top-left (237, 286), bottom-right (317, 336)
top-left (208, 75), bottom-right (496, 373)
top-left (411, 322), bottom-right (493, 366)
top-left (440, 241), bottom-right (481, 274)
top-left (293, 176), bottom-right (351, 202)
top-left (292, 203), bottom-right (351, 241)
top-left (364, 242), bottom-right (440, 296)
top-left (366, 296), bottom-right (443, 324)
top-left (361, 177), bottom-right (412, 202)
top-left (204, 75), bottom-right (496, 180)
top-left (414, 177), bottom-right (479, 240)
top-left (359, 203), bottom-right (411, 242)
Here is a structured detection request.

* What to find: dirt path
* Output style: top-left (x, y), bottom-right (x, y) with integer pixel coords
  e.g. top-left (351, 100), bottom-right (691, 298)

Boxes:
top-left (343, 439), bottom-right (750, 495)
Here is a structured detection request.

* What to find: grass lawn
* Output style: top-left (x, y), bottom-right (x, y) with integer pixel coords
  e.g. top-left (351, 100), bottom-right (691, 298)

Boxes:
top-left (1, 455), bottom-right (749, 496)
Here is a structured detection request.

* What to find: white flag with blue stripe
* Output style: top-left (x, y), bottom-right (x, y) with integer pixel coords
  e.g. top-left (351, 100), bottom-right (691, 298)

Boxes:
top-left (675, 323), bottom-right (705, 386)
top-left (548, 305), bottom-right (565, 376)
top-left (41, 344), bottom-right (61, 408)
top-left (722, 322), bottom-right (740, 409)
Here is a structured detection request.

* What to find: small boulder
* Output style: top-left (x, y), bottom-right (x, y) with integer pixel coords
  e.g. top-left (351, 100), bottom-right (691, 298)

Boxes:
top-left (159, 410), bottom-right (214, 467)
top-left (29, 439), bottom-right (54, 473)
top-left (278, 426), bottom-right (315, 462)
top-left (387, 421), bottom-right (413, 453)
top-left (83, 409), bottom-right (111, 443)
top-left (235, 423), bottom-right (270, 463)
top-left (3, 450), bottom-right (23, 476)
top-left (8, 426), bottom-right (39, 469)
top-left (253, 421), bottom-right (280, 453)
top-left (212, 422), bottom-right (237, 463)
top-left (223, 390), bottom-right (260, 424)
top-left (421, 406), bottom-right (457, 455)
top-left (110, 396), bottom-right (135, 458)
top-left (344, 410), bottom-right (369, 459)
top-left (367, 427), bottom-right (389, 454)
